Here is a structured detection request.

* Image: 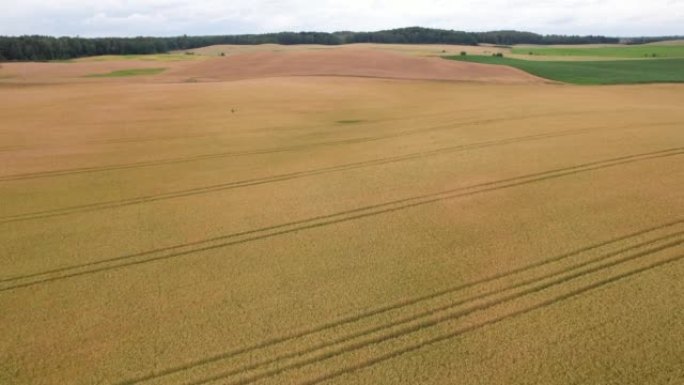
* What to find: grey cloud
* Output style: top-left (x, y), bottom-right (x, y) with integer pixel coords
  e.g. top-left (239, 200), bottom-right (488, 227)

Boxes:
top-left (0, 0), bottom-right (681, 37)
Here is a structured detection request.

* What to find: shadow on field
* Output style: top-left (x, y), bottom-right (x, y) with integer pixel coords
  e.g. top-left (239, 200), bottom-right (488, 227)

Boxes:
top-left (0, 108), bottom-right (634, 182)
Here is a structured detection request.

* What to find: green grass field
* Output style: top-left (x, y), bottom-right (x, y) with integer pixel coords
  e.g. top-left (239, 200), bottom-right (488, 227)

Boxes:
top-left (86, 68), bottom-right (167, 78)
top-left (446, 55), bottom-right (684, 84)
top-left (511, 45), bottom-right (684, 58)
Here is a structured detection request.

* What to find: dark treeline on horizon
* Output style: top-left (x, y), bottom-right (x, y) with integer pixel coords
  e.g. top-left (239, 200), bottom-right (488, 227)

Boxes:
top-left (0, 27), bottom-right (680, 61)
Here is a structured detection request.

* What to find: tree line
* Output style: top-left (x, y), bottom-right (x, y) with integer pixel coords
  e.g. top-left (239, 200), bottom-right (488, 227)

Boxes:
top-left (0, 27), bottom-right (677, 62)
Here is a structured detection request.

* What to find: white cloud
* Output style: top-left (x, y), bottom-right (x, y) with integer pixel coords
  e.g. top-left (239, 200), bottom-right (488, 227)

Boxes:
top-left (0, 0), bottom-right (681, 37)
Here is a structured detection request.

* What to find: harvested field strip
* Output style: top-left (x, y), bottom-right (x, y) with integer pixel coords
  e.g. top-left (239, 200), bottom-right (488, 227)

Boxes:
top-left (1, 130), bottom-right (678, 226)
top-left (115, 230), bottom-right (683, 385)
top-left (0, 108), bottom-right (634, 181)
top-left (2, 149), bottom-right (681, 291)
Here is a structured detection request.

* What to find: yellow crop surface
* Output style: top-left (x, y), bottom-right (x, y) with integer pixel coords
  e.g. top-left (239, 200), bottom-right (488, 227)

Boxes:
top-left (0, 46), bottom-right (682, 385)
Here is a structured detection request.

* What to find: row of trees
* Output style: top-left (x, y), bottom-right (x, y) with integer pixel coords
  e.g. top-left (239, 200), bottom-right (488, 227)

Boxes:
top-left (620, 36), bottom-right (684, 44)
top-left (472, 31), bottom-right (621, 45)
top-left (0, 27), bottom-right (677, 62)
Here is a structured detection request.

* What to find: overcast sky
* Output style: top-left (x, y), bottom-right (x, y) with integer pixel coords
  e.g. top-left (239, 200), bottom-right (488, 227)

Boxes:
top-left (1, 0), bottom-right (682, 37)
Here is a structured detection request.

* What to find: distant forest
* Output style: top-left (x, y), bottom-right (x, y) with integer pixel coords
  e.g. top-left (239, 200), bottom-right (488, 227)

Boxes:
top-left (0, 27), bottom-right (680, 61)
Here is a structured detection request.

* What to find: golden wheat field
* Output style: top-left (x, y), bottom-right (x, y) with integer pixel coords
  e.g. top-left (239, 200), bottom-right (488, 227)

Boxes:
top-left (0, 45), bottom-right (683, 385)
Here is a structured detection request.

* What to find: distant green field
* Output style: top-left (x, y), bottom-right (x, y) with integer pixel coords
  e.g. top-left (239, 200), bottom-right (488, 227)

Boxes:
top-left (86, 68), bottom-right (167, 78)
top-left (445, 55), bottom-right (684, 84)
top-left (512, 45), bottom-right (684, 58)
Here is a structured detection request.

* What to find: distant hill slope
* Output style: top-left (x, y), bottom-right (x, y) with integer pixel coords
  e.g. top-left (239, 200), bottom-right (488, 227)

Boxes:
top-left (168, 48), bottom-right (545, 83)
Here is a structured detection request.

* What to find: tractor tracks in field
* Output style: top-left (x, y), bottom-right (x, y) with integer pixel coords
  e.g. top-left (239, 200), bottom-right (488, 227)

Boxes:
top-left (0, 124), bottom-right (605, 222)
top-left (0, 145), bottom-right (26, 152)
top-left (1, 120), bottom-right (680, 225)
top-left (0, 108), bottom-right (643, 182)
top-left (297, 251), bottom-right (684, 385)
top-left (109, 221), bottom-right (684, 385)
top-left (91, 132), bottom-right (218, 145)
top-left (1, 148), bottom-right (681, 292)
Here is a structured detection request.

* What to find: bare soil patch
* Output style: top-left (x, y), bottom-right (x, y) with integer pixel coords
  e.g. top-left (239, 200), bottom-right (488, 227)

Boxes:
top-left (168, 48), bottom-right (543, 83)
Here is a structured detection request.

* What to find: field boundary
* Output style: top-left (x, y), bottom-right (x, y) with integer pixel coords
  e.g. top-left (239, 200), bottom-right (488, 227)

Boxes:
top-left (445, 55), bottom-right (684, 84)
